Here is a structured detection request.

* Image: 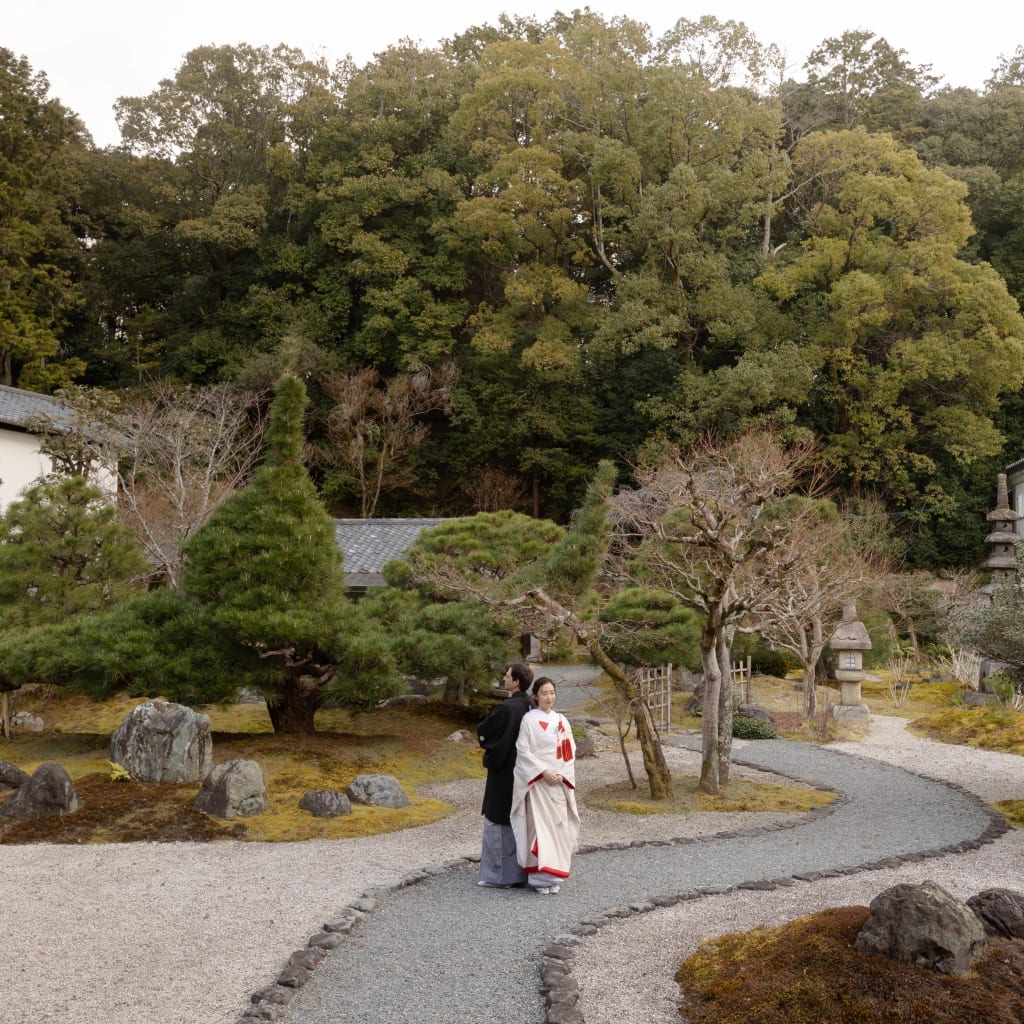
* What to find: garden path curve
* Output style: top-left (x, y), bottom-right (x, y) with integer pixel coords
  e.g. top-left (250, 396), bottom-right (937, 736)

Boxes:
top-left (279, 735), bottom-right (1003, 1024)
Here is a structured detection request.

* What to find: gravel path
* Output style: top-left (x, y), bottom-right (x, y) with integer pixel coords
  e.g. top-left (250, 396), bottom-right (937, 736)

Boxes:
top-left (0, 713), bottom-right (1019, 1024)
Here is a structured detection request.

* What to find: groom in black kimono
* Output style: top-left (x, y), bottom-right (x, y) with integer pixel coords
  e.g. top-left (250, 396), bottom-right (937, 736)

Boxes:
top-left (476, 661), bottom-right (533, 887)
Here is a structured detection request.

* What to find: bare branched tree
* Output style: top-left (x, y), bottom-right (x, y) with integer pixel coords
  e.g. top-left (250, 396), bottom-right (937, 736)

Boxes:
top-left (877, 569), bottom-right (954, 666)
top-left (112, 383), bottom-right (267, 588)
top-left (318, 363), bottom-right (456, 517)
top-left (35, 383), bottom-right (268, 589)
top-left (462, 466), bottom-right (528, 513)
top-left (750, 499), bottom-right (892, 718)
top-left (612, 430), bottom-right (823, 794)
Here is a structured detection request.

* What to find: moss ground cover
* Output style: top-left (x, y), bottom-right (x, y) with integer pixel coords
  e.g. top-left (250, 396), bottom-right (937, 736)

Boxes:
top-left (0, 693), bottom-right (483, 843)
top-left (678, 906), bottom-right (1024, 1024)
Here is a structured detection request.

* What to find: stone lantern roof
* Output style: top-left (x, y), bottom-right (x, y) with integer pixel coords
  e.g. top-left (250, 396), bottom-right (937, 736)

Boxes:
top-left (829, 600), bottom-right (872, 651)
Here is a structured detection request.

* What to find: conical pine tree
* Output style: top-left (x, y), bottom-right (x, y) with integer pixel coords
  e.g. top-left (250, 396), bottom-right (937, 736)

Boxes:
top-left (183, 372), bottom-right (399, 733)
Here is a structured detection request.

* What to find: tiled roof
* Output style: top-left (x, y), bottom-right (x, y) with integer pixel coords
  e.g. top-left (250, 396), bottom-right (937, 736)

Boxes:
top-left (333, 518), bottom-right (446, 588)
top-left (0, 385), bottom-right (74, 431)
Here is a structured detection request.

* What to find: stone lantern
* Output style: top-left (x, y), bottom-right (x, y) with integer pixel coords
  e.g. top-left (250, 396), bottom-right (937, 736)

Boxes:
top-left (829, 599), bottom-right (871, 723)
top-left (979, 472), bottom-right (1020, 601)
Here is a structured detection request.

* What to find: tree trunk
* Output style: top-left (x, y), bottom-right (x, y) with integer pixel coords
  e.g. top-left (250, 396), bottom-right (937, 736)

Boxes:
top-left (586, 641), bottom-right (673, 801)
top-left (266, 675), bottom-right (323, 734)
top-left (525, 588), bottom-right (672, 800)
top-left (442, 676), bottom-right (467, 704)
top-left (698, 623), bottom-right (722, 795)
top-left (716, 628), bottom-right (734, 787)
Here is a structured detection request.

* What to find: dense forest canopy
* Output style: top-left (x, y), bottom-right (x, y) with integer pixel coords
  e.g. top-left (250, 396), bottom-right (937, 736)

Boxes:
top-left (4, 13), bottom-right (1024, 568)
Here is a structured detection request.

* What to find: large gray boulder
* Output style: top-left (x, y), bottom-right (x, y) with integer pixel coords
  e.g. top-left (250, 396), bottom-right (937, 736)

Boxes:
top-left (110, 701), bottom-right (212, 783)
top-left (346, 774), bottom-right (410, 808)
top-left (299, 790), bottom-right (352, 818)
top-left (0, 759), bottom-right (31, 792)
top-left (855, 880), bottom-right (988, 976)
top-left (193, 759), bottom-right (267, 819)
top-left (966, 888), bottom-right (1024, 939)
top-left (0, 763), bottom-right (80, 819)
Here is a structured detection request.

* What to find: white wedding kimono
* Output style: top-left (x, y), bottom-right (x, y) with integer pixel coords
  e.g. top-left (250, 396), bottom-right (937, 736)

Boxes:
top-left (510, 708), bottom-right (580, 888)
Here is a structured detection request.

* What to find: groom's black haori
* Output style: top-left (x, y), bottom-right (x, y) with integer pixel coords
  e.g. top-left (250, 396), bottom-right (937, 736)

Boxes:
top-left (476, 661), bottom-right (533, 887)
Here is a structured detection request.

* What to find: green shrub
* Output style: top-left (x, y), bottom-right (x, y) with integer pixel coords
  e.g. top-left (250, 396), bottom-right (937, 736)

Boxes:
top-left (750, 647), bottom-right (799, 678)
top-left (732, 715), bottom-right (777, 740)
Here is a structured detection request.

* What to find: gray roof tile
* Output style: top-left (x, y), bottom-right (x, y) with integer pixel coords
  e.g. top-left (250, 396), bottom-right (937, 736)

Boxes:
top-left (333, 518), bottom-right (446, 586)
top-left (0, 385), bottom-right (73, 431)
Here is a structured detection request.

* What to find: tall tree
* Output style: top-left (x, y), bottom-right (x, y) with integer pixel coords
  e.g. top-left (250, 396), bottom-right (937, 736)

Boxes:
top-left (0, 49), bottom-right (90, 388)
top-left (750, 499), bottom-right (892, 717)
top-left (106, 44), bottom-right (344, 380)
top-left (317, 363), bottom-right (456, 516)
top-left (32, 381), bottom-right (267, 588)
top-left (800, 30), bottom-right (937, 132)
top-left (759, 128), bottom-right (1024, 560)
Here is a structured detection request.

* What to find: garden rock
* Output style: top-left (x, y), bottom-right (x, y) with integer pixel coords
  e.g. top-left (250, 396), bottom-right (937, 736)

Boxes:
top-left (966, 888), bottom-right (1024, 938)
top-left (855, 880), bottom-right (987, 975)
top-left (299, 790), bottom-right (352, 818)
top-left (0, 763), bottom-right (80, 819)
top-left (194, 759), bottom-right (268, 819)
top-left (736, 703), bottom-right (772, 723)
top-left (110, 700), bottom-right (212, 783)
top-left (574, 732), bottom-right (597, 758)
top-left (381, 694), bottom-right (428, 708)
top-left (446, 730), bottom-right (475, 743)
top-left (346, 774), bottom-right (410, 808)
top-left (11, 711), bottom-right (44, 733)
top-left (0, 759), bottom-right (31, 791)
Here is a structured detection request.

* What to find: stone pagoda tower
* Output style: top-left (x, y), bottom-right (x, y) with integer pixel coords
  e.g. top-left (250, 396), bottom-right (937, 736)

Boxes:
top-left (980, 472), bottom-right (1020, 599)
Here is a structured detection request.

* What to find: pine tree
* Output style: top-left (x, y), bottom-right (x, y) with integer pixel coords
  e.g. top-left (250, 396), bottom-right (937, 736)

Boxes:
top-left (0, 476), bottom-right (147, 628)
top-left (183, 372), bottom-right (400, 732)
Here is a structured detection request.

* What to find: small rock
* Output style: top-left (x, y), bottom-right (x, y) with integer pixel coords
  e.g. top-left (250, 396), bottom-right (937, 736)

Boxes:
top-left (0, 763), bottom-right (80, 819)
top-left (346, 773), bottom-right (410, 808)
top-left (11, 711), bottom-right (44, 733)
top-left (967, 888), bottom-right (1024, 939)
top-left (193, 759), bottom-right (267, 819)
top-left (0, 759), bottom-right (31, 791)
top-left (299, 790), bottom-right (351, 817)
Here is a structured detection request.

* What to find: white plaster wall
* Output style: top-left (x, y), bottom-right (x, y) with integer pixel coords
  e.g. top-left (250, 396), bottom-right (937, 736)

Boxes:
top-left (0, 427), bottom-right (53, 513)
top-left (1010, 470), bottom-right (1024, 535)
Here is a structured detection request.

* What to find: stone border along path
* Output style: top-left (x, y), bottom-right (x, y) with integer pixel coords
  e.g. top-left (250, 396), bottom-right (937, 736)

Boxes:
top-left (243, 735), bottom-right (1008, 1024)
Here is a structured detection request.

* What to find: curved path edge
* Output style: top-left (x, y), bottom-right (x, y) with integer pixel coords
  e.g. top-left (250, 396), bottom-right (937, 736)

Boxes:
top-left (242, 737), bottom-right (1008, 1023)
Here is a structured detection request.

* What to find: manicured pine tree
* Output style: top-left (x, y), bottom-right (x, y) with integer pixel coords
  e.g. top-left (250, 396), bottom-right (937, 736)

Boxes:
top-left (0, 475), bottom-right (147, 628)
top-left (183, 372), bottom-right (400, 733)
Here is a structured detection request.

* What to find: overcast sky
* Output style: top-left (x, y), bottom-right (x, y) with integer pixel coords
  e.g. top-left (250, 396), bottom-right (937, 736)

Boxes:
top-left (7, 1), bottom-right (1023, 147)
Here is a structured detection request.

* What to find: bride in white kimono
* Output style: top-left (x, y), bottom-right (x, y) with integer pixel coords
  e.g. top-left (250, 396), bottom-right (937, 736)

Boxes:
top-left (510, 677), bottom-right (580, 894)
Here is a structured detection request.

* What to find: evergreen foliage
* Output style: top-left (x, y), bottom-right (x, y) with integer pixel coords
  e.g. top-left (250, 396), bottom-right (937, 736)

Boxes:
top-left (8, 19), bottom-right (1024, 561)
top-left (0, 373), bottom-right (402, 733)
top-left (0, 476), bottom-right (147, 628)
top-left (361, 586), bottom-right (518, 703)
